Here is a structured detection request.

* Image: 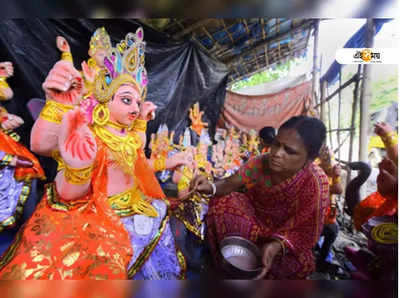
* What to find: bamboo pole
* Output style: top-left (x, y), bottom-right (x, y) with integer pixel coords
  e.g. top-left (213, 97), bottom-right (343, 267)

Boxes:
top-left (328, 128), bottom-right (354, 132)
top-left (337, 69), bottom-right (342, 161)
top-left (328, 91), bottom-right (333, 147)
top-left (359, 19), bottom-right (375, 163)
top-left (334, 132), bottom-right (351, 154)
top-left (314, 75), bottom-right (357, 108)
top-left (320, 80), bottom-right (328, 124)
top-left (347, 65), bottom-right (362, 185)
top-left (311, 19), bottom-right (320, 106)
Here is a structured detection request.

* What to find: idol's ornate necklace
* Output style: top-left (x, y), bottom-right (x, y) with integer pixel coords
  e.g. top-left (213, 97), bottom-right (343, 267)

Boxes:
top-left (92, 124), bottom-right (141, 174)
top-left (106, 120), bottom-right (129, 132)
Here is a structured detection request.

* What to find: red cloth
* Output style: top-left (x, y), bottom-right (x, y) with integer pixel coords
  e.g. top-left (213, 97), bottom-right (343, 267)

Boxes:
top-left (324, 205), bottom-right (338, 225)
top-left (206, 154), bottom-right (330, 279)
top-left (0, 130), bottom-right (45, 181)
top-left (219, 82), bottom-right (311, 132)
top-left (353, 191), bottom-right (397, 230)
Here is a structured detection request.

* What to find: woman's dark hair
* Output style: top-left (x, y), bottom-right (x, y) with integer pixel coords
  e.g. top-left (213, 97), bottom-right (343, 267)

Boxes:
top-left (279, 115), bottom-right (326, 160)
top-left (259, 126), bottom-right (276, 145)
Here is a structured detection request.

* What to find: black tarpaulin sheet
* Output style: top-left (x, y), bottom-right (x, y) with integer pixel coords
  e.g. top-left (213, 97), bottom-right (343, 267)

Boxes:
top-left (0, 19), bottom-right (228, 180)
top-left (0, 19), bottom-right (228, 143)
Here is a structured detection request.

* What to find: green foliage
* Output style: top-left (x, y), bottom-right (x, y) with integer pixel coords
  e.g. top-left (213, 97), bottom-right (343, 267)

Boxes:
top-left (230, 58), bottom-right (304, 91)
top-left (370, 76), bottom-right (397, 112)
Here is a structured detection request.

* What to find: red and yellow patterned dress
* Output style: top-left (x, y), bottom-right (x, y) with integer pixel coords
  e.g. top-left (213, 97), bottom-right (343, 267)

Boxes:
top-left (207, 154), bottom-right (330, 279)
top-left (0, 142), bottom-right (133, 279)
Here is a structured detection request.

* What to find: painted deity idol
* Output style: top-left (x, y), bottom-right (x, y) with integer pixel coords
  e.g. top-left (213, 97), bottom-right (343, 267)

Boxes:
top-left (172, 128), bottom-right (211, 240)
top-left (56, 27), bottom-right (112, 99)
top-left (248, 129), bottom-right (261, 157)
top-left (189, 102), bottom-right (208, 136)
top-left (0, 28), bottom-right (187, 280)
top-left (0, 61), bottom-right (45, 238)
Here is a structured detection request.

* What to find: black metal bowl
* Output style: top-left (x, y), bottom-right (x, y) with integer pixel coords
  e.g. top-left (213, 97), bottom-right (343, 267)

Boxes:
top-left (220, 236), bottom-right (263, 279)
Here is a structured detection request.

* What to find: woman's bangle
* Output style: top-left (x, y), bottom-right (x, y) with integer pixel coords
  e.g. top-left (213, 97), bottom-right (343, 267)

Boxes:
top-left (381, 131), bottom-right (398, 147)
top-left (271, 238), bottom-right (286, 257)
top-left (204, 181), bottom-right (216, 198)
top-left (333, 176), bottom-right (341, 184)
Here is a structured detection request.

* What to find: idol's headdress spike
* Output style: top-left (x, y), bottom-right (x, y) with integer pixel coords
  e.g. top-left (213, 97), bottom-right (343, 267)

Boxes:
top-left (199, 129), bottom-right (212, 146)
top-left (182, 127), bottom-right (192, 148)
top-left (89, 27), bottom-right (112, 55)
top-left (94, 27), bottom-right (148, 104)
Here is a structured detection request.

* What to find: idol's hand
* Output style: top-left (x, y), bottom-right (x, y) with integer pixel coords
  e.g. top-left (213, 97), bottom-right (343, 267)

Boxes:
top-left (42, 60), bottom-right (83, 105)
top-left (138, 101), bottom-right (156, 121)
top-left (56, 36), bottom-right (71, 53)
top-left (81, 60), bottom-right (96, 84)
top-left (0, 62), bottom-right (14, 78)
top-left (58, 108), bottom-right (97, 169)
top-left (0, 113), bottom-right (24, 130)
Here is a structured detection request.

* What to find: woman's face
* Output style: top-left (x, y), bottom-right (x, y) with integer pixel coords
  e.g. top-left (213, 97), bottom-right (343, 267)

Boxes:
top-left (108, 84), bottom-right (141, 127)
top-left (268, 128), bottom-right (309, 176)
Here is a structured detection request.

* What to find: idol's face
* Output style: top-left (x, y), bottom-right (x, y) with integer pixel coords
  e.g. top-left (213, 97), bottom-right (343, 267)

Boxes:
top-left (92, 48), bottom-right (108, 67)
top-left (108, 84), bottom-right (141, 127)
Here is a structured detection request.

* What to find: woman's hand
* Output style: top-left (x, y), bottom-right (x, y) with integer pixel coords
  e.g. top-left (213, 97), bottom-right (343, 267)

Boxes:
top-left (374, 122), bottom-right (393, 137)
top-left (1, 113), bottom-right (24, 130)
top-left (189, 174), bottom-right (213, 195)
top-left (254, 240), bottom-right (282, 280)
top-left (320, 146), bottom-right (333, 164)
top-left (377, 157), bottom-right (397, 198)
top-left (138, 101), bottom-right (156, 121)
top-left (58, 108), bottom-right (97, 169)
top-left (332, 164), bottom-right (342, 177)
top-left (42, 60), bottom-right (83, 105)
